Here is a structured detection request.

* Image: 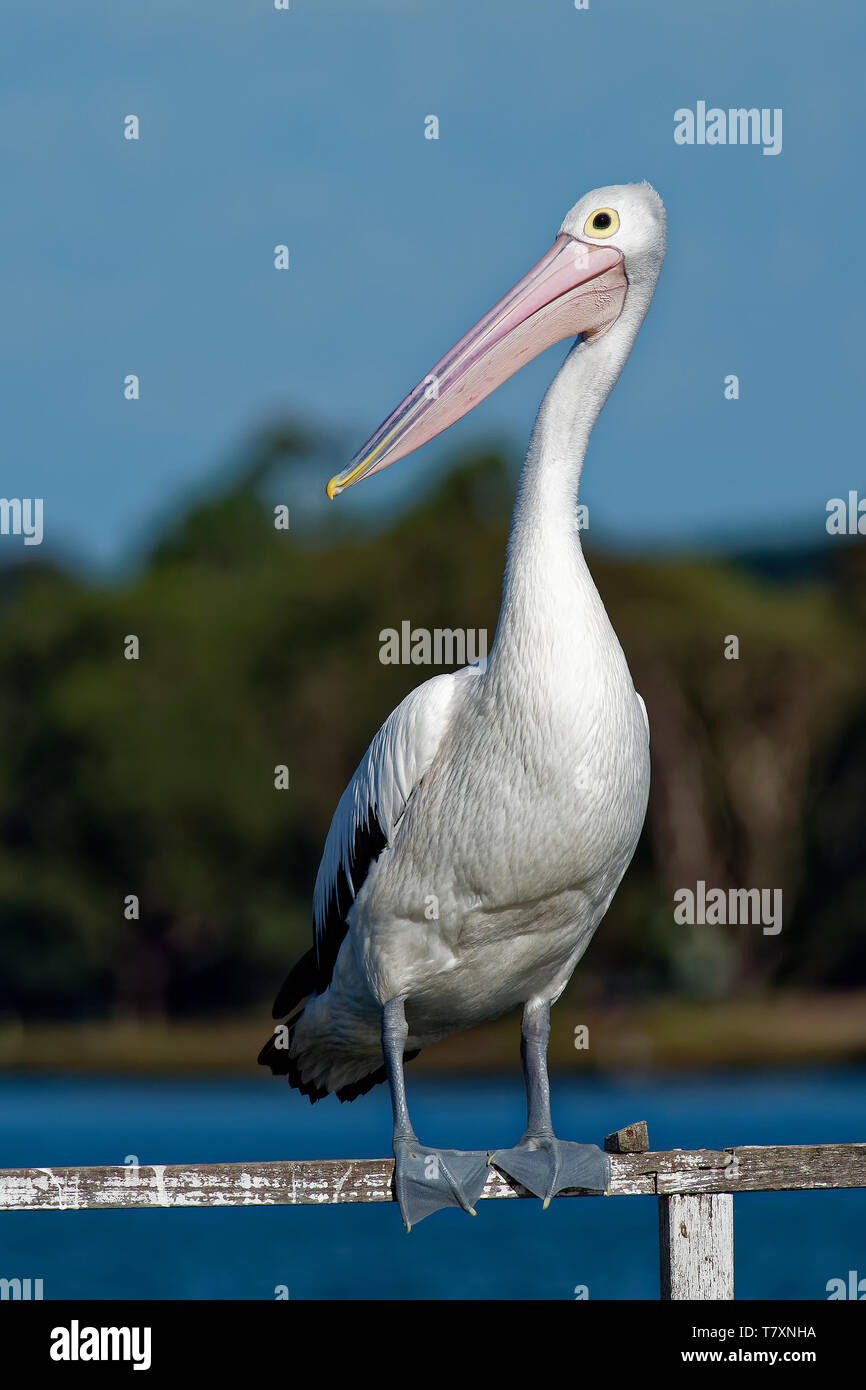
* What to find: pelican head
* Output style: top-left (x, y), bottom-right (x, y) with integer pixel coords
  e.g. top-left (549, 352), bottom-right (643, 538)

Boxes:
top-left (327, 181), bottom-right (665, 499)
top-left (559, 181), bottom-right (666, 297)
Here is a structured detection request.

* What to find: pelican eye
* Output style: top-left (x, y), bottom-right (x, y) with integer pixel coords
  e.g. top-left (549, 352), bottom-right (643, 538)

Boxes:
top-left (583, 208), bottom-right (619, 239)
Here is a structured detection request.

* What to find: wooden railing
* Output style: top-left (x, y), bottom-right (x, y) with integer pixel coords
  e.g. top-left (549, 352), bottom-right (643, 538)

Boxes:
top-left (3, 1125), bottom-right (864, 1299)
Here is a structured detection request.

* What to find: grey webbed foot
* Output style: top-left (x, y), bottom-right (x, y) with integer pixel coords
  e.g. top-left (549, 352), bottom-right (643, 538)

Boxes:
top-left (489, 1136), bottom-right (610, 1205)
top-left (392, 1137), bottom-right (490, 1232)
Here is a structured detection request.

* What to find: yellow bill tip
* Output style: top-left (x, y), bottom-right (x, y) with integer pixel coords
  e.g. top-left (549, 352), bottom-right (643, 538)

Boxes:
top-left (325, 475), bottom-right (342, 500)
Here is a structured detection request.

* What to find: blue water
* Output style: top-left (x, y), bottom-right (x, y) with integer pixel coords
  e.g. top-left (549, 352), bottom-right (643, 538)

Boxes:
top-left (1, 1069), bottom-right (864, 1300)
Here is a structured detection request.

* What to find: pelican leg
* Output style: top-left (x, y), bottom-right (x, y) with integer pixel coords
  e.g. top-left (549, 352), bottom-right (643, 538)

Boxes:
top-left (489, 999), bottom-right (610, 1204)
top-left (382, 997), bottom-right (490, 1232)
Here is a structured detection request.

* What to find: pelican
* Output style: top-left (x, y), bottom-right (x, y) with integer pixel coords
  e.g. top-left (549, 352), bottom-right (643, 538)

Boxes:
top-left (260, 182), bottom-right (666, 1230)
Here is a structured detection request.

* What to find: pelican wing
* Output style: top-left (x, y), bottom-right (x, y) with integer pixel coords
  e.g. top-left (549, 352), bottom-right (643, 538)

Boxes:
top-left (636, 691), bottom-right (650, 742)
top-left (311, 664), bottom-right (482, 989)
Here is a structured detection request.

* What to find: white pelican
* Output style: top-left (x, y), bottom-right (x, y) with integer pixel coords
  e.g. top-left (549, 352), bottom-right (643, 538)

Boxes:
top-left (261, 183), bottom-right (666, 1230)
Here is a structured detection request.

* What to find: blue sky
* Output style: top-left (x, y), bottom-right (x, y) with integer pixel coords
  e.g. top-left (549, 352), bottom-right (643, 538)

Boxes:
top-left (1, 0), bottom-right (862, 569)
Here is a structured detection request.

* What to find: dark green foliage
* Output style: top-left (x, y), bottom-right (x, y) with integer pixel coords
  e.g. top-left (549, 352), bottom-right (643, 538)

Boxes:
top-left (0, 425), bottom-right (863, 1019)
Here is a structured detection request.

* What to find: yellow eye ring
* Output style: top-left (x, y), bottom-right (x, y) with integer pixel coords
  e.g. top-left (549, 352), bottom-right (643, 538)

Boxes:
top-left (583, 207), bottom-right (620, 239)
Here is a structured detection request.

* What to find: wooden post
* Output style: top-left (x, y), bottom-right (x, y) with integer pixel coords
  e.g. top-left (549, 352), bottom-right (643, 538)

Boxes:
top-left (659, 1192), bottom-right (734, 1300)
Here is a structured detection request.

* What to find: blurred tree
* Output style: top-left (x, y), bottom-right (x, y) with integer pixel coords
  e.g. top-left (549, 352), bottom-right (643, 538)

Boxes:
top-left (0, 424), bottom-right (863, 1020)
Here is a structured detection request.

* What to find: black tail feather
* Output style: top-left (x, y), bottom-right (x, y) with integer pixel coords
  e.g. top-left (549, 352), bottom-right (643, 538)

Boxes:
top-left (335, 1050), bottom-right (420, 1103)
top-left (257, 1023), bottom-right (330, 1103)
top-left (261, 944), bottom-right (423, 1104)
top-left (258, 1011), bottom-right (421, 1105)
top-left (271, 947), bottom-right (319, 1019)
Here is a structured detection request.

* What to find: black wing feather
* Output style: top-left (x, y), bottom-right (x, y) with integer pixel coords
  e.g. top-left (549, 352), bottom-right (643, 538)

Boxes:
top-left (313, 812), bottom-right (388, 992)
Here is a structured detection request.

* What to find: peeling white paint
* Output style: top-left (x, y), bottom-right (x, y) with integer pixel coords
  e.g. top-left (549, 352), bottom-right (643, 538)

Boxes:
top-left (36, 1167), bottom-right (68, 1210)
top-left (151, 1165), bottom-right (170, 1207)
top-left (332, 1164), bottom-right (354, 1199)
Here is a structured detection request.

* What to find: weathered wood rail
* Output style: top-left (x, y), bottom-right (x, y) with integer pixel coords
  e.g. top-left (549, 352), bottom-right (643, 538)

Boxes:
top-left (3, 1134), bottom-right (863, 1300)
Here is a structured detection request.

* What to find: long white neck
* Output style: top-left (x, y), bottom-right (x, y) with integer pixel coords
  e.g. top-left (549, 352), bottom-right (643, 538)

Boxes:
top-left (488, 280), bottom-right (654, 676)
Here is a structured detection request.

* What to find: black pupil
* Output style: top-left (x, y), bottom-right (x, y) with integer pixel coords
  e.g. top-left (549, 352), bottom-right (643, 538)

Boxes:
top-left (593, 212), bottom-right (612, 230)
